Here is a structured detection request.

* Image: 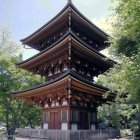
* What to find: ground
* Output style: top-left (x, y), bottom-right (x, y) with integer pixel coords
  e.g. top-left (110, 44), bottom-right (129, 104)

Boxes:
top-left (109, 136), bottom-right (133, 140)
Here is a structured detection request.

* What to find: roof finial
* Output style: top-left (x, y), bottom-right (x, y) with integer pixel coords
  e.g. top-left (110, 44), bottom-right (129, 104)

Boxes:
top-left (68, 0), bottom-right (72, 4)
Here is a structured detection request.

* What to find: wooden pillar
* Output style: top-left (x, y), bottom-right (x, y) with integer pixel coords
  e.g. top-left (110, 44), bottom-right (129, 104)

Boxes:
top-left (67, 78), bottom-right (72, 130)
top-left (41, 108), bottom-right (44, 129)
top-left (95, 106), bottom-right (98, 129)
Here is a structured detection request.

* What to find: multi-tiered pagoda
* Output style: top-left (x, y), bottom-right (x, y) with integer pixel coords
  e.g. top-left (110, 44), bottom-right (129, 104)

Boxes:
top-left (13, 0), bottom-right (115, 130)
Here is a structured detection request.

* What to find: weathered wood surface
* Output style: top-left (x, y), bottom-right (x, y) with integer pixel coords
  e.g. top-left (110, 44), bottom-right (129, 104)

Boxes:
top-left (15, 128), bottom-right (120, 140)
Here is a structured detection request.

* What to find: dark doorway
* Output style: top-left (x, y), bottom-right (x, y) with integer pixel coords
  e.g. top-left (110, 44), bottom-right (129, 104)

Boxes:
top-left (80, 112), bottom-right (89, 129)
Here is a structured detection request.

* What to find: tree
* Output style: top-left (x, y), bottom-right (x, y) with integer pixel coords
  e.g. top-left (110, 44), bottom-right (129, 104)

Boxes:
top-left (98, 52), bottom-right (140, 133)
top-left (0, 27), bottom-right (20, 56)
top-left (110, 0), bottom-right (140, 110)
top-left (98, 103), bottom-right (121, 128)
top-left (97, 0), bottom-right (140, 136)
top-left (0, 27), bottom-right (43, 136)
top-left (110, 0), bottom-right (140, 57)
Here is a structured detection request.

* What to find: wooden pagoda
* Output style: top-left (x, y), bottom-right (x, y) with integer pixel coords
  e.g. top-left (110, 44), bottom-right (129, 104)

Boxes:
top-left (13, 0), bottom-right (115, 130)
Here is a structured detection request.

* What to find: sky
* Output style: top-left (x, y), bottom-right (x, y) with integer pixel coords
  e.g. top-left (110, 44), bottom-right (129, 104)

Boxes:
top-left (0, 0), bottom-right (111, 60)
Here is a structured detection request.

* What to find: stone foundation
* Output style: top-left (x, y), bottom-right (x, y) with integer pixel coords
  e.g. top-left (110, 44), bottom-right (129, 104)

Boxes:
top-left (15, 128), bottom-right (120, 140)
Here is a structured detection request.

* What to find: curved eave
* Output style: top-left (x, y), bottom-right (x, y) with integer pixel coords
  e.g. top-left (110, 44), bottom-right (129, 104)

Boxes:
top-left (18, 33), bottom-right (70, 69)
top-left (70, 3), bottom-right (109, 39)
top-left (21, 4), bottom-right (69, 44)
top-left (21, 2), bottom-right (109, 46)
top-left (12, 70), bottom-right (115, 98)
top-left (18, 31), bottom-right (115, 70)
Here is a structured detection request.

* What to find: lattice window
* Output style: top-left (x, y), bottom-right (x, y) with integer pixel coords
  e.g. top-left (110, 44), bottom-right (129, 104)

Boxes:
top-left (72, 110), bottom-right (79, 122)
top-left (61, 110), bottom-right (67, 122)
top-left (43, 112), bottom-right (48, 122)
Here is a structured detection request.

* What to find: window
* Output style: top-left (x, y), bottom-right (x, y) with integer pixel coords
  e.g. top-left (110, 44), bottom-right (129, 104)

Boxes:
top-left (43, 112), bottom-right (48, 122)
top-left (72, 110), bottom-right (79, 122)
top-left (61, 110), bottom-right (67, 122)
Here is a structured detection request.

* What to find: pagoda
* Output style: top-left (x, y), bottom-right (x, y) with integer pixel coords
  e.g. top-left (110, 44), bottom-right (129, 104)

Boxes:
top-left (13, 0), bottom-right (115, 130)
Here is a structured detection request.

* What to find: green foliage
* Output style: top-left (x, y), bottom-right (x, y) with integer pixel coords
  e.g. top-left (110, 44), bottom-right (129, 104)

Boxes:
top-left (98, 52), bottom-right (140, 130)
top-left (0, 27), bottom-right (20, 56)
top-left (98, 103), bottom-right (121, 128)
top-left (19, 104), bottom-right (41, 128)
top-left (111, 0), bottom-right (140, 57)
top-left (98, 0), bottom-right (140, 135)
top-left (0, 28), bottom-right (43, 135)
top-left (99, 51), bottom-right (140, 102)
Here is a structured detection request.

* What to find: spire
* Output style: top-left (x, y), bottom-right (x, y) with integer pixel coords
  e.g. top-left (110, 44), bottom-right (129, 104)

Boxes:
top-left (68, 0), bottom-right (72, 4)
